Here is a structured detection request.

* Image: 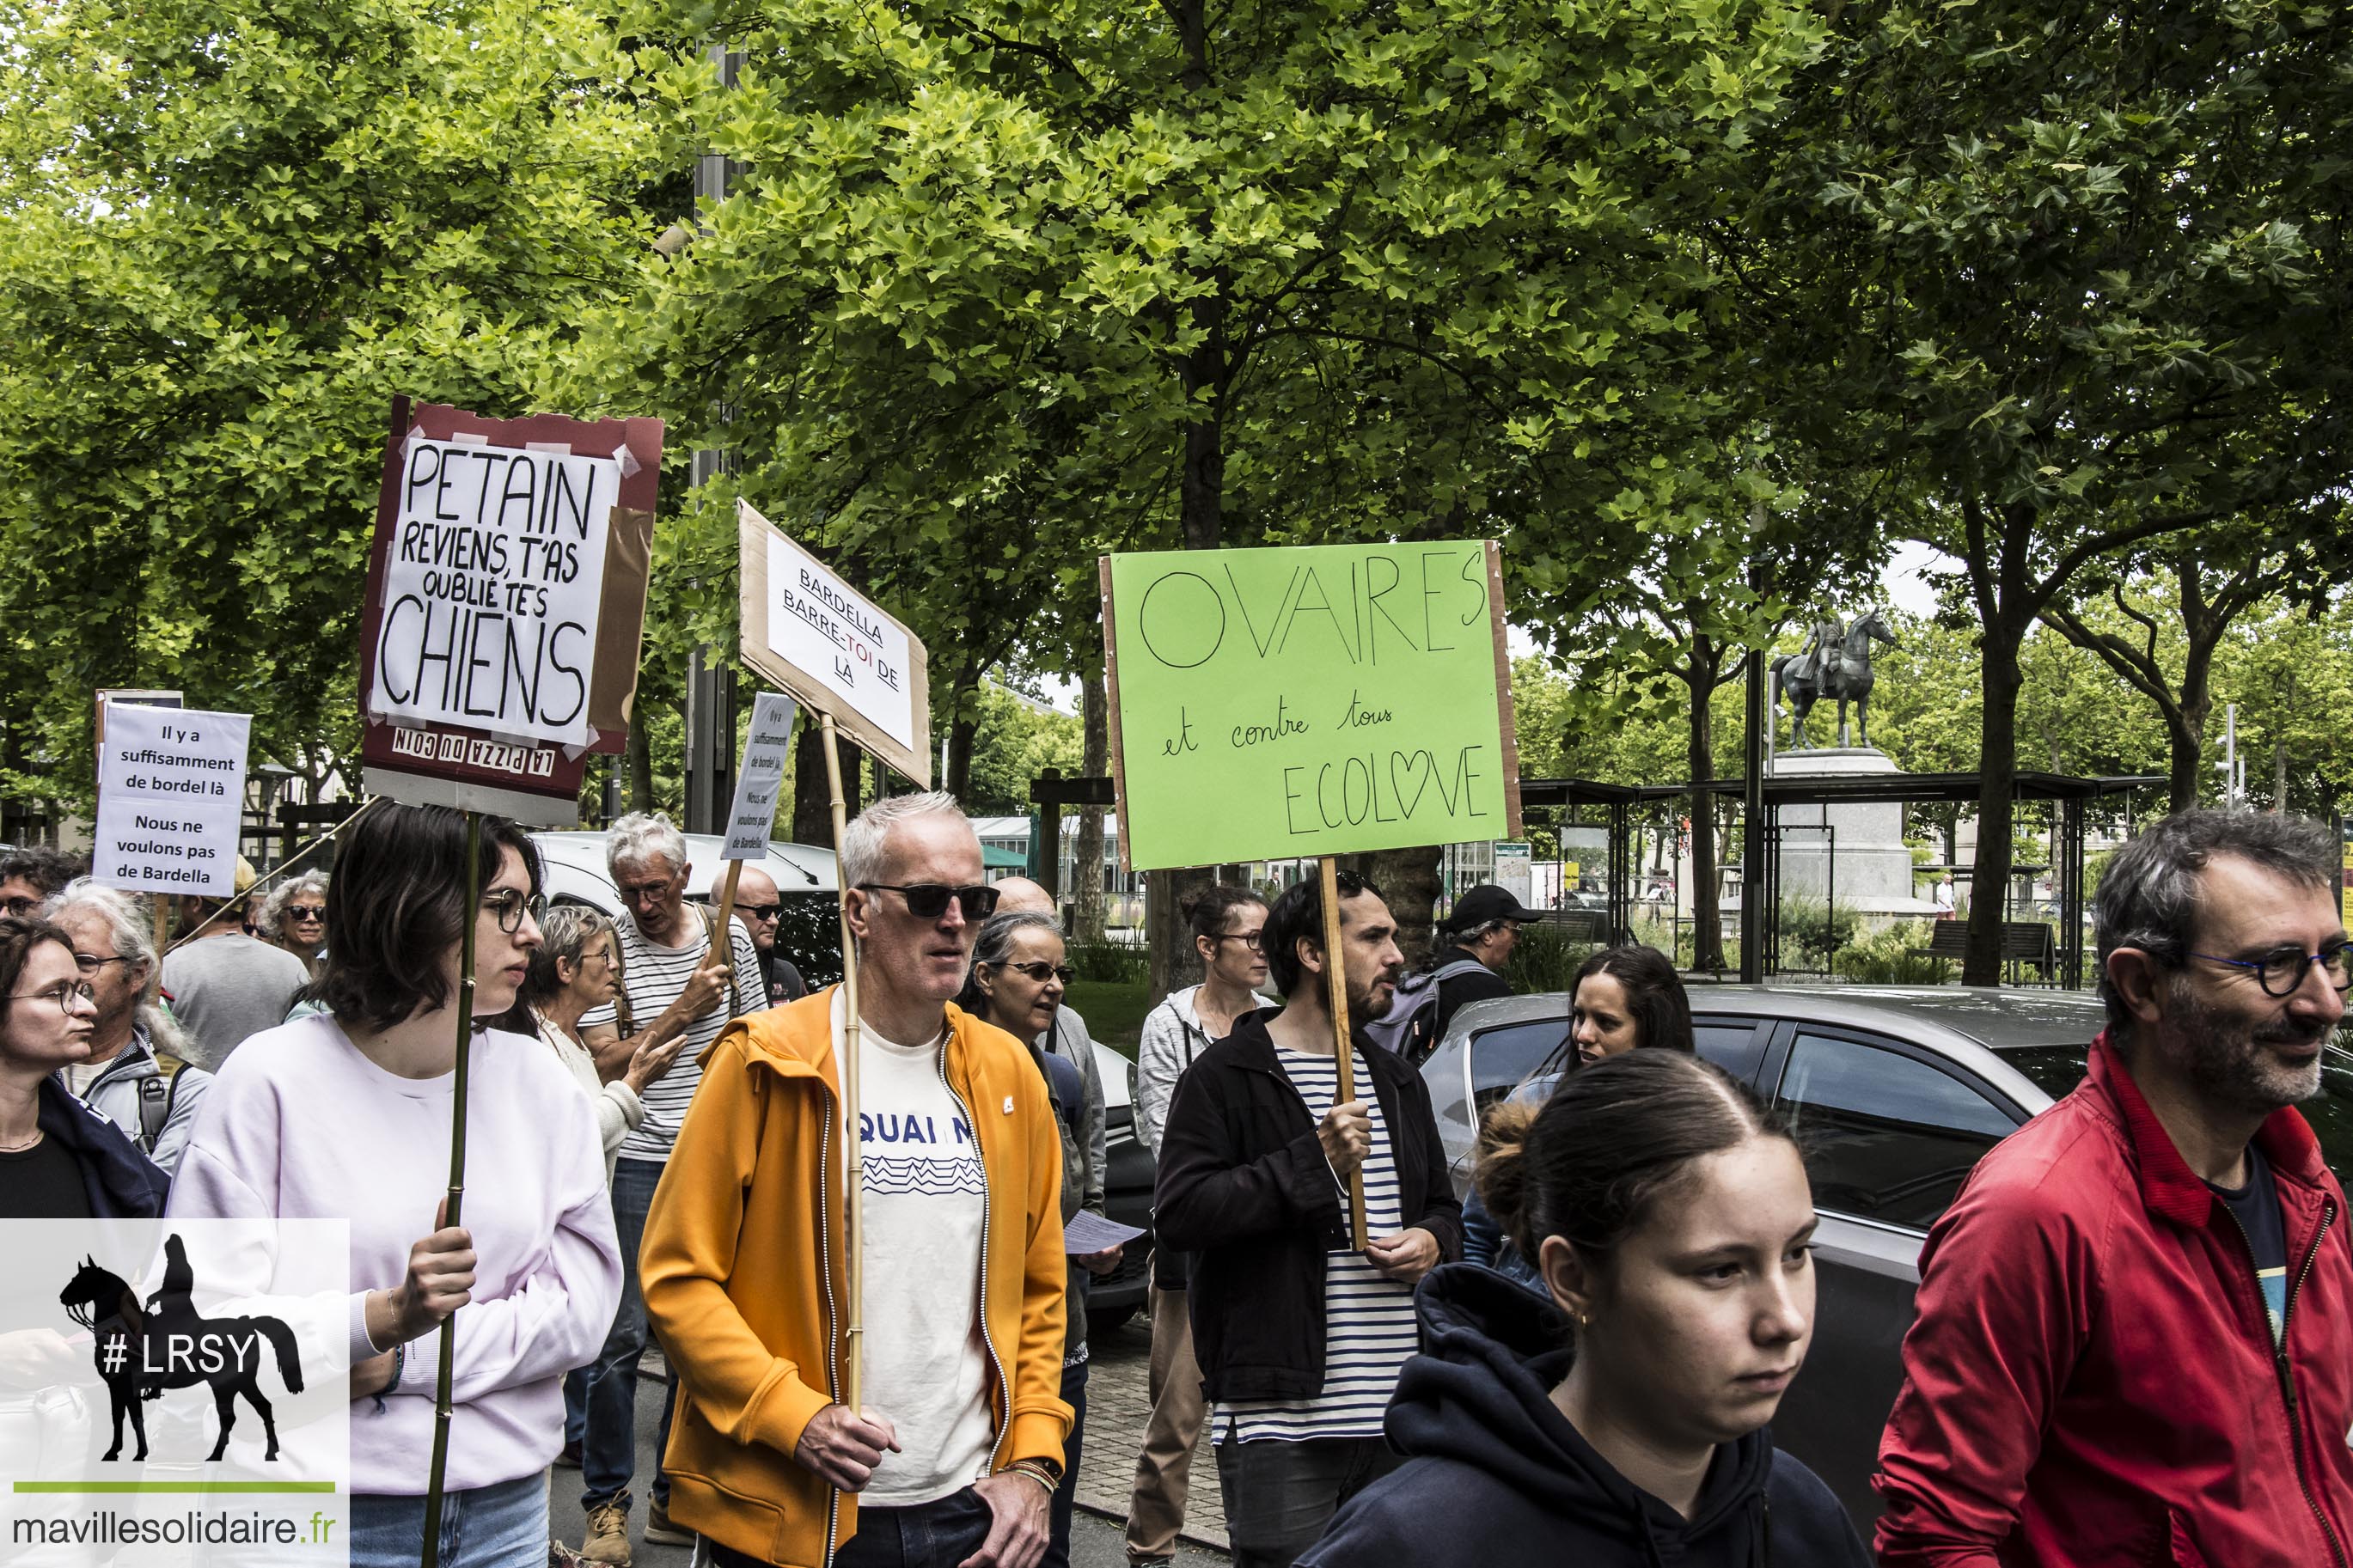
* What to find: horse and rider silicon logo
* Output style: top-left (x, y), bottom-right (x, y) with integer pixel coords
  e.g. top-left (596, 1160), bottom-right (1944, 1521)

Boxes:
top-left (60, 1233), bottom-right (304, 1463)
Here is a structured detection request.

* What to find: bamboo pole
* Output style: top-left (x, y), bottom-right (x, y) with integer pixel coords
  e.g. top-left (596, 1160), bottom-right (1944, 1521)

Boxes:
top-left (420, 808), bottom-right (481, 1568)
top-left (1318, 857), bottom-right (1368, 1250)
top-left (820, 714), bottom-right (865, 1412)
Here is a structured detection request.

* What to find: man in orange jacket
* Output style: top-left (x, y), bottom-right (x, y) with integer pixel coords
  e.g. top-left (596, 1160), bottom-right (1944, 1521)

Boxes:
top-left (640, 792), bottom-right (1072, 1568)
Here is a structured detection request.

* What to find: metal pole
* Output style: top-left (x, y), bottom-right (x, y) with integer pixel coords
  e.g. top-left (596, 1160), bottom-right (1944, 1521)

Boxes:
top-left (820, 715), bottom-right (865, 1411)
top-left (1318, 857), bottom-right (1368, 1251)
top-left (420, 809), bottom-right (481, 1568)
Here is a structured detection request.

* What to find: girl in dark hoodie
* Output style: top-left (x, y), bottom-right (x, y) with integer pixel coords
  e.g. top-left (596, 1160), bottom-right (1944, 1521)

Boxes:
top-left (1299, 1051), bottom-right (1867, 1567)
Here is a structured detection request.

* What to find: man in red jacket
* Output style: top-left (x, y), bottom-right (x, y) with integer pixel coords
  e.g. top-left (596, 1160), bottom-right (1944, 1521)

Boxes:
top-left (1875, 808), bottom-right (2353, 1565)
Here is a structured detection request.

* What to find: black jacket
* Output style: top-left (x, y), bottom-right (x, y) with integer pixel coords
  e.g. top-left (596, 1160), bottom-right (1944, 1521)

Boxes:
top-left (1153, 1007), bottom-right (1463, 1403)
top-left (1429, 944), bottom-right (1512, 1043)
top-left (37, 1076), bottom-right (169, 1217)
top-left (1299, 1266), bottom-right (1869, 1568)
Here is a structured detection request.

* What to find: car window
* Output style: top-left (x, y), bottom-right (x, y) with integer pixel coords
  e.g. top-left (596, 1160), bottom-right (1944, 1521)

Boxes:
top-left (1468, 1017), bottom-right (1574, 1116)
top-left (1692, 1019), bottom-right (1766, 1083)
top-left (1999, 1043), bottom-right (2091, 1103)
top-left (1779, 1031), bottom-right (2019, 1231)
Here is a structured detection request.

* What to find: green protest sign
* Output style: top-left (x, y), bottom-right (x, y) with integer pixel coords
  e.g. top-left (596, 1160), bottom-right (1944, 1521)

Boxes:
top-left (1103, 540), bottom-right (1523, 870)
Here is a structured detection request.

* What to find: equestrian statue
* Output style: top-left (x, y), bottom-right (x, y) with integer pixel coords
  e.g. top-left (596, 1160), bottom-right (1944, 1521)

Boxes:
top-left (1771, 607), bottom-right (1896, 749)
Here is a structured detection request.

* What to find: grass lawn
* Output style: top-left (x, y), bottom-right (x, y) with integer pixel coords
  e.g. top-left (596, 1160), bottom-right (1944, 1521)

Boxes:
top-left (1064, 977), bottom-right (1156, 1059)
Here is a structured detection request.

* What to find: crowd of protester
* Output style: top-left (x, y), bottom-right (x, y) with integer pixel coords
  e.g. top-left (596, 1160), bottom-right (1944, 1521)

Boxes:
top-left (5, 800), bottom-right (2353, 1565)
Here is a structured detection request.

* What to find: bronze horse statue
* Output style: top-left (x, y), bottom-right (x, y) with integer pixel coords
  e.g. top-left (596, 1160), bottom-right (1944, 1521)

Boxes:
top-left (1772, 607), bottom-right (1897, 749)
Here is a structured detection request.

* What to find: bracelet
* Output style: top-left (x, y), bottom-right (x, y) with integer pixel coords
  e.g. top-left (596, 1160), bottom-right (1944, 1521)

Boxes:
top-left (1004, 1462), bottom-right (1057, 1498)
top-left (388, 1341), bottom-right (406, 1391)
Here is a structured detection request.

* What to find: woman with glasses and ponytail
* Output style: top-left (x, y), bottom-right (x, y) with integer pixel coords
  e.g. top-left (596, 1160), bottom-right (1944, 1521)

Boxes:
top-left (169, 803), bottom-right (621, 1568)
top-left (959, 910), bottom-right (1114, 1568)
top-left (0, 914), bottom-right (168, 1218)
top-left (1298, 1051), bottom-right (1867, 1568)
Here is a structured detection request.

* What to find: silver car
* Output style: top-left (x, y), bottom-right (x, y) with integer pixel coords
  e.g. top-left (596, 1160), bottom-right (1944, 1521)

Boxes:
top-left (1423, 984), bottom-right (2353, 1525)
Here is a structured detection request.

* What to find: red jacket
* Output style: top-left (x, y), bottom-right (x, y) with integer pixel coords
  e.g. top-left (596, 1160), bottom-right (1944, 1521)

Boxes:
top-left (1874, 1034), bottom-right (2353, 1566)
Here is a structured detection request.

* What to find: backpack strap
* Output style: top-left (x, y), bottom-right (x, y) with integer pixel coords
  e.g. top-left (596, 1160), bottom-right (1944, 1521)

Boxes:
top-left (136, 1052), bottom-right (183, 1152)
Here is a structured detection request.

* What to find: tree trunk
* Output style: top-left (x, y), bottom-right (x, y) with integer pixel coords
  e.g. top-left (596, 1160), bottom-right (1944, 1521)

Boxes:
top-left (2274, 738), bottom-right (2289, 812)
top-left (1686, 635), bottom-right (1725, 973)
top-left (1963, 633), bottom-right (2025, 985)
top-left (794, 721), bottom-right (861, 846)
top-left (944, 711), bottom-right (976, 801)
top-left (1366, 845), bottom-right (1444, 969)
top-left (1147, 866), bottom-right (1213, 1000)
top-left (627, 711), bottom-right (655, 813)
top-left (1073, 663), bottom-right (1109, 943)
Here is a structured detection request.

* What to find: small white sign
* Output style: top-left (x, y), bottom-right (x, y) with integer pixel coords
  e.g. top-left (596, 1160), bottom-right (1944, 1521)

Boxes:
top-left (723, 692), bottom-right (800, 861)
top-left (1494, 839), bottom-right (1533, 906)
top-left (93, 704), bottom-right (253, 895)
top-left (370, 436), bottom-right (620, 748)
top-left (765, 529), bottom-right (917, 759)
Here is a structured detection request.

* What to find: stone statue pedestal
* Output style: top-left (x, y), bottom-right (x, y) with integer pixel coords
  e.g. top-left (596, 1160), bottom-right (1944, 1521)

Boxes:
top-left (1766, 747), bottom-right (1936, 918)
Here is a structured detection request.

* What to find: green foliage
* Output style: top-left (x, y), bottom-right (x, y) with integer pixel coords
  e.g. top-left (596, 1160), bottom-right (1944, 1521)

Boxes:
top-left (1831, 920), bottom-right (1955, 985)
top-left (1779, 897), bottom-right (1859, 967)
top-left (962, 684), bottom-right (1084, 814)
top-left (1065, 941), bottom-right (1149, 985)
top-left (1504, 924), bottom-right (1598, 996)
top-left (0, 0), bottom-right (676, 806)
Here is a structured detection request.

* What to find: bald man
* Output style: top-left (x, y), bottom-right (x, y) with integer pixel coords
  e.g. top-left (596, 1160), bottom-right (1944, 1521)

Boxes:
top-left (993, 878), bottom-right (1108, 1205)
top-left (732, 864), bottom-right (808, 1006)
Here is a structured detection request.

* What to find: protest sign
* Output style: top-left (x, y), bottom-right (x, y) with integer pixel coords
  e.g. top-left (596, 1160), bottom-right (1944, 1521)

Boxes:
top-left (357, 398), bottom-right (663, 824)
top-left (93, 703), bottom-right (252, 894)
top-left (723, 693), bottom-right (801, 861)
top-left (737, 501), bottom-right (932, 787)
top-left (1102, 540), bottom-right (1522, 870)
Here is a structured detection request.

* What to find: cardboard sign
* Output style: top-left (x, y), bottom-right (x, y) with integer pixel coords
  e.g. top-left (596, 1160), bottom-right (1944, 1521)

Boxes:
top-left (93, 704), bottom-right (252, 894)
top-left (737, 501), bottom-right (932, 786)
top-left (357, 399), bottom-right (663, 824)
top-left (723, 692), bottom-right (801, 860)
top-left (1103, 540), bottom-right (1522, 870)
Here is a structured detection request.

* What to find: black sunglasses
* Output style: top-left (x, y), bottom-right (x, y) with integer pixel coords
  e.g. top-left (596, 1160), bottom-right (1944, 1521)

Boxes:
top-left (282, 906), bottom-right (326, 923)
top-left (739, 904), bottom-right (782, 921)
top-left (858, 882), bottom-right (1000, 920)
top-left (996, 960), bottom-right (1076, 985)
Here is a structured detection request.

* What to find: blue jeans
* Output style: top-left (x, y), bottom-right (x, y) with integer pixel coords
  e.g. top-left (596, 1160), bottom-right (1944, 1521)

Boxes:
top-left (352, 1473), bottom-right (546, 1568)
top-left (582, 1156), bottom-right (676, 1511)
top-left (564, 1367), bottom-right (586, 1448)
top-left (1046, 1359), bottom-right (1086, 1568)
top-left (1214, 1436), bottom-right (1403, 1568)
top-left (706, 1486), bottom-right (993, 1568)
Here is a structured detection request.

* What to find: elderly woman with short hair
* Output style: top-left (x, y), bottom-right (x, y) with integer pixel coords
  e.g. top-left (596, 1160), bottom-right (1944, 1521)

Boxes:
top-left (257, 871), bottom-right (330, 977)
top-left (515, 906), bottom-right (684, 1188)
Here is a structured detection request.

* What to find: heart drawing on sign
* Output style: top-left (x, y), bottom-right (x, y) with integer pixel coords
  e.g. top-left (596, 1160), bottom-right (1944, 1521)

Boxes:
top-left (1388, 749), bottom-right (1439, 819)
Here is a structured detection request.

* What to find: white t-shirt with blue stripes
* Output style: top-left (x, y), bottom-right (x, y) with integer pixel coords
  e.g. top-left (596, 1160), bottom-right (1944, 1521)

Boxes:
top-left (1213, 1045), bottom-right (1420, 1444)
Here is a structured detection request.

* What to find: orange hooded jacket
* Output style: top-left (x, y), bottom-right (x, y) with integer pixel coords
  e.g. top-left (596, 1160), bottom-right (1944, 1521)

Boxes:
top-left (639, 988), bottom-right (1073, 1567)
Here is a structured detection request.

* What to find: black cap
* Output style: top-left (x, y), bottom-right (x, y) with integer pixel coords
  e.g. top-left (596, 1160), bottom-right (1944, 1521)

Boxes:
top-left (1443, 883), bottom-right (1543, 933)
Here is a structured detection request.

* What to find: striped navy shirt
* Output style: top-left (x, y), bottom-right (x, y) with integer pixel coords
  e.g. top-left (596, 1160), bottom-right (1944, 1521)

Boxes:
top-left (1213, 1045), bottom-right (1419, 1444)
top-left (584, 909), bottom-right (769, 1163)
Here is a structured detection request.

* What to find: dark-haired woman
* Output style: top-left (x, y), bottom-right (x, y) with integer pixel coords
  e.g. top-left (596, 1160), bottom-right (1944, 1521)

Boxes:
top-left (171, 805), bottom-right (621, 1568)
top-left (960, 911), bottom-right (1115, 1568)
top-left (0, 915), bottom-right (168, 1219)
top-left (1462, 945), bottom-right (1691, 1288)
top-left (1300, 1052), bottom-right (1867, 1566)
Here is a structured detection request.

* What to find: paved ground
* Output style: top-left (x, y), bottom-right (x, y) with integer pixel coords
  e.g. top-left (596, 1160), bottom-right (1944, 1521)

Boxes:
top-left (550, 1318), bottom-right (1228, 1566)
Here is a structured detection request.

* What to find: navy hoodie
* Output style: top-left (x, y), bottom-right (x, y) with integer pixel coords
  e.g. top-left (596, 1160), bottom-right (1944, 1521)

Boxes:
top-left (36, 1076), bottom-right (169, 1217)
top-left (1299, 1265), bottom-right (1869, 1568)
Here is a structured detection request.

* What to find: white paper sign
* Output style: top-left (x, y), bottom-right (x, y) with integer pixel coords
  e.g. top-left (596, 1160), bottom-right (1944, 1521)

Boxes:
top-left (369, 435), bottom-right (620, 748)
top-left (723, 692), bottom-right (800, 860)
top-left (93, 704), bottom-right (252, 894)
top-left (766, 530), bottom-right (917, 759)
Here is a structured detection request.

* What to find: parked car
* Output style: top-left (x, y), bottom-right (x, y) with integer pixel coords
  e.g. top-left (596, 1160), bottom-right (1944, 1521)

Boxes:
top-left (1422, 984), bottom-right (2353, 1526)
top-left (529, 828), bottom-right (1152, 1339)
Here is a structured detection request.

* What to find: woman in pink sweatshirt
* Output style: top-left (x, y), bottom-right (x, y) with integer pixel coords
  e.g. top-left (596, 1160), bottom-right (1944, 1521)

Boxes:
top-left (171, 804), bottom-right (621, 1567)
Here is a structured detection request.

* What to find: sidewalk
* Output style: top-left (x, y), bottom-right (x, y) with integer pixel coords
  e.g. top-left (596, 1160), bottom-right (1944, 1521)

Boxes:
top-left (1075, 1314), bottom-right (1228, 1553)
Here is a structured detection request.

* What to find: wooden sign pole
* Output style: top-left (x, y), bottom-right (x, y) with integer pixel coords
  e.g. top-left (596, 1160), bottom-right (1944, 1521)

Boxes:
top-left (1318, 857), bottom-right (1368, 1251)
top-left (712, 860), bottom-right (746, 943)
top-left (420, 809), bottom-right (482, 1568)
top-left (820, 713), bottom-right (866, 1411)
